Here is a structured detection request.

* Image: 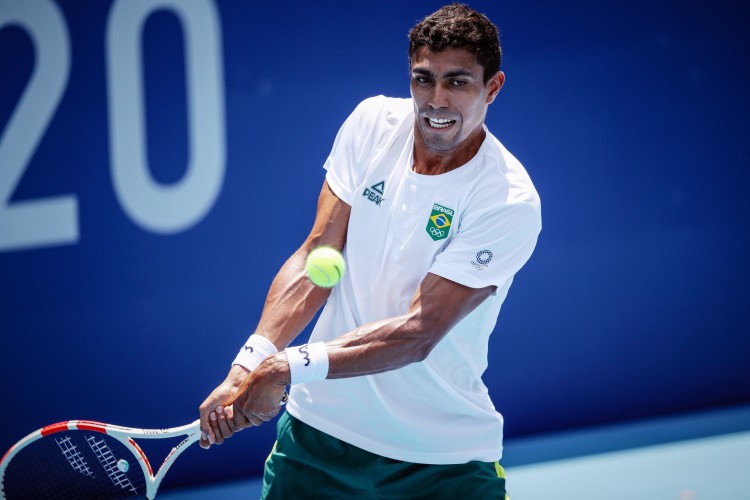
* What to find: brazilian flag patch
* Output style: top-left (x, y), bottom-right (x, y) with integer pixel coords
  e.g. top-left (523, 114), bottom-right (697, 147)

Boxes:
top-left (426, 203), bottom-right (454, 241)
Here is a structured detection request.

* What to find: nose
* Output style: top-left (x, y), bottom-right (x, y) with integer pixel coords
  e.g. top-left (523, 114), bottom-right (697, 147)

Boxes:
top-left (428, 84), bottom-right (449, 110)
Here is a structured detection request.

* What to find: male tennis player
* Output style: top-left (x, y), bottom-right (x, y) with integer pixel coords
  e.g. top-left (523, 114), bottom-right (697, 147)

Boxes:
top-left (199, 4), bottom-right (541, 498)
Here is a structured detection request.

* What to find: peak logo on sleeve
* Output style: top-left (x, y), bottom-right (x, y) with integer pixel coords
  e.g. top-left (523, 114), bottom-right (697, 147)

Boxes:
top-left (426, 204), bottom-right (454, 241)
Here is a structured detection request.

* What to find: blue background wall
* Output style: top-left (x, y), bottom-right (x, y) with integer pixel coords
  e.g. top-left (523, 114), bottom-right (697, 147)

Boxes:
top-left (1, 0), bottom-right (748, 490)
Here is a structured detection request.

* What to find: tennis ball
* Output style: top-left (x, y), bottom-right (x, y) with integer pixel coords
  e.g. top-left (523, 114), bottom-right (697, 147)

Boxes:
top-left (305, 246), bottom-right (345, 288)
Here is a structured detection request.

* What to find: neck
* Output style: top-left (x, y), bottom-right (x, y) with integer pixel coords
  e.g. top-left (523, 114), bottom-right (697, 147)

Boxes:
top-left (412, 125), bottom-right (486, 175)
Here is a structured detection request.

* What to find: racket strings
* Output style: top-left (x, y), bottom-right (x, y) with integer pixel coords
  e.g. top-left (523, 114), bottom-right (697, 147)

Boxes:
top-left (2, 430), bottom-right (147, 499)
top-left (55, 436), bottom-right (95, 478)
top-left (86, 435), bottom-right (138, 495)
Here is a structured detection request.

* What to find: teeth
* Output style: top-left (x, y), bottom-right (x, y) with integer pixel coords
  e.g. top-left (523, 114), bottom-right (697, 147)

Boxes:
top-left (428, 117), bottom-right (454, 128)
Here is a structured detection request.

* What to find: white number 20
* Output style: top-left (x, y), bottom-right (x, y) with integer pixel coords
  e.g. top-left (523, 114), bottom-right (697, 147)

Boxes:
top-left (0, 0), bottom-right (226, 252)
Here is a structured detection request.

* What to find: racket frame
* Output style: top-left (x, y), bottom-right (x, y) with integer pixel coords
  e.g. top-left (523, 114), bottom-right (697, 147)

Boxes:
top-left (0, 419), bottom-right (200, 499)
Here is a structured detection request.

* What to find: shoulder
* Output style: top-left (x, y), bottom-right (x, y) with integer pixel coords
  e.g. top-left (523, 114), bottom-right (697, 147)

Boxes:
top-left (324, 96), bottom-right (414, 194)
top-left (454, 133), bottom-right (541, 236)
top-left (334, 96), bottom-right (413, 157)
top-left (348, 95), bottom-right (414, 127)
top-left (479, 132), bottom-right (541, 214)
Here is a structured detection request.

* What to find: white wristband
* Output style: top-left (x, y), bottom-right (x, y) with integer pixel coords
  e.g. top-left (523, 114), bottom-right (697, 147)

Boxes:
top-left (232, 334), bottom-right (278, 371)
top-left (285, 342), bottom-right (329, 385)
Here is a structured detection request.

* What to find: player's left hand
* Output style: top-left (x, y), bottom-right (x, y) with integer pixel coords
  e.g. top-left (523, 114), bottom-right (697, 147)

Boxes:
top-left (199, 364), bottom-right (253, 449)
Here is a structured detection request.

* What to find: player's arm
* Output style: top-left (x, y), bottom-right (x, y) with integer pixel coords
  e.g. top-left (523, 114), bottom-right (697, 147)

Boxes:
top-left (233, 273), bottom-right (496, 419)
top-left (199, 180), bottom-right (350, 447)
top-left (252, 180), bottom-right (350, 351)
top-left (328, 273), bottom-right (495, 377)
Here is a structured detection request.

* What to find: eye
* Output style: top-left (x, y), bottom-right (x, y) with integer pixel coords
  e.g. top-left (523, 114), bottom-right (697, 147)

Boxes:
top-left (412, 75), bottom-right (432, 86)
top-left (450, 79), bottom-right (467, 87)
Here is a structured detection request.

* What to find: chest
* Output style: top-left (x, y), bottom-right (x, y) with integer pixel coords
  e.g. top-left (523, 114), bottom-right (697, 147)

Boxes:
top-left (347, 165), bottom-right (462, 269)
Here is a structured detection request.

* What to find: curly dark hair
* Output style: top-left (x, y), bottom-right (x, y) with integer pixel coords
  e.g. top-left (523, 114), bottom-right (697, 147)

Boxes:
top-left (408, 3), bottom-right (502, 84)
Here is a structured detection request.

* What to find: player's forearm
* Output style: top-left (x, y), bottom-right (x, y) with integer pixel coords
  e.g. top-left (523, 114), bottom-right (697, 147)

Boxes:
top-left (325, 312), bottom-right (437, 378)
top-left (254, 246), bottom-right (332, 350)
top-left (251, 181), bottom-right (349, 351)
top-left (252, 312), bottom-right (434, 389)
top-left (319, 273), bottom-right (496, 380)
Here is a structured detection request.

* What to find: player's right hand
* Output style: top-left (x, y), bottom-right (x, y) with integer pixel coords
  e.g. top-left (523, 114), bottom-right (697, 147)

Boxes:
top-left (199, 365), bottom-right (252, 449)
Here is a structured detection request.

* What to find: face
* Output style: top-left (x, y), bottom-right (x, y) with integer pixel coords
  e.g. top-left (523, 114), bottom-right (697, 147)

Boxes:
top-left (410, 46), bottom-right (504, 157)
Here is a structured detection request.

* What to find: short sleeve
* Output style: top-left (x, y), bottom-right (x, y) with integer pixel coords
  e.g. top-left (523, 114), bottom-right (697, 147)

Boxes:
top-left (430, 202), bottom-right (542, 289)
top-left (323, 96), bottom-right (387, 205)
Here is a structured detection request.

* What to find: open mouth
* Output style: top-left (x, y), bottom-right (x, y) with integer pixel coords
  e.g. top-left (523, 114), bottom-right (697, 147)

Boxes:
top-left (426, 117), bottom-right (456, 129)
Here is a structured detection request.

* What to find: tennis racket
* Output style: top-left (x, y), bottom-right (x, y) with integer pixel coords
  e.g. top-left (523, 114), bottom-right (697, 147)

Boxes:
top-left (0, 419), bottom-right (200, 499)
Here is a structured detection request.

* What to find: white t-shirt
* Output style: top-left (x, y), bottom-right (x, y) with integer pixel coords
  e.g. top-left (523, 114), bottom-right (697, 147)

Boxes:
top-left (286, 95), bottom-right (541, 464)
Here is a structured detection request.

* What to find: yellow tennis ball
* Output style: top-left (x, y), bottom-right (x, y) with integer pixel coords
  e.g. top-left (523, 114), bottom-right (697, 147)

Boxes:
top-left (305, 246), bottom-right (345, 288)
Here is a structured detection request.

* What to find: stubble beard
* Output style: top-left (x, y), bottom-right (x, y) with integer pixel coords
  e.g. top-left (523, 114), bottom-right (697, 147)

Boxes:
top-left (417, 118), bottom-right (462, 153)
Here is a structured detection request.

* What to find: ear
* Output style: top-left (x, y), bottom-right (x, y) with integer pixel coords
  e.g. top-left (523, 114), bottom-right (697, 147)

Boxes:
top-left (486, 71), bottom-right (505, 104)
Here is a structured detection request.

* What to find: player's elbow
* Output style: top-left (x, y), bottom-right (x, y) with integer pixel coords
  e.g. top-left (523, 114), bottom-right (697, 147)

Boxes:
top-left (402, 315), bottom-right (447, 363)
top-left (406, 340), bottom-right (433, 364)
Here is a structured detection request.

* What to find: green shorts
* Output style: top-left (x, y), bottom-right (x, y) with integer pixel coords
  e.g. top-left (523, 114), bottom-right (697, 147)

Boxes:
top-left (261, 411), bottom-right (508, 500)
